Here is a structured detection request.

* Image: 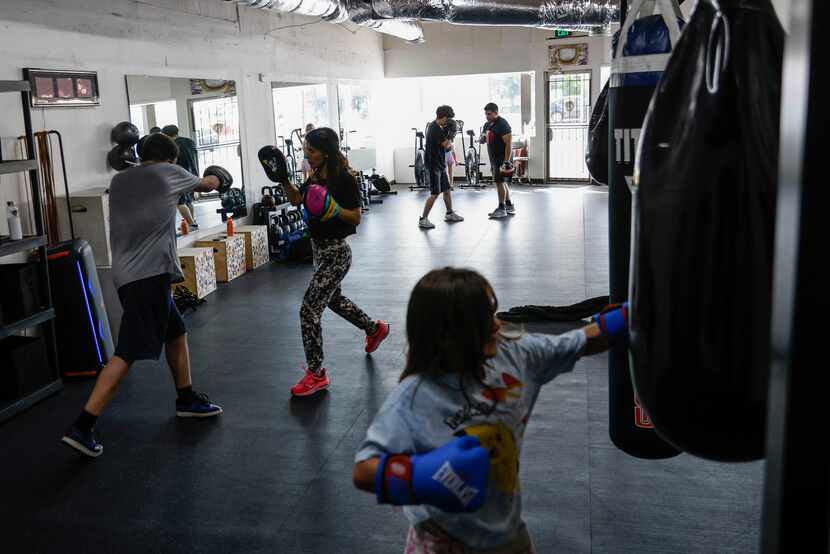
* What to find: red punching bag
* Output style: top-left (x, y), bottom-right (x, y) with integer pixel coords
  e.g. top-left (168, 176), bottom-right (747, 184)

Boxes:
top-left (630, 0), bottom-right (784, 461)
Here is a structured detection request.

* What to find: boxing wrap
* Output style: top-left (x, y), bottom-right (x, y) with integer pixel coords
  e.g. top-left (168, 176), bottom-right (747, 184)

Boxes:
top-left (592, 303), bottom-right (629, 341)
top-left (500, 162), bottom-right (515, 177)
top-left (203, 165), bottom-right (233, 194)
top-left (304, 184), bottom-right (341, 222)
top-left (375, 436), bottom-right (489, 513)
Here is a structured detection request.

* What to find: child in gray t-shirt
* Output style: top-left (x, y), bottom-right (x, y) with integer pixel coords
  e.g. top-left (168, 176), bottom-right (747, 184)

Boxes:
top-left (353, 268), bottom-right (623, 552)
top-left (61, 133), bottom-right (228, 459)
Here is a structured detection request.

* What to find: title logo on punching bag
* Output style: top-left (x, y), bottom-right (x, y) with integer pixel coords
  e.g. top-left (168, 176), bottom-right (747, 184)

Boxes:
top-left (634, 394), bottom-right (654, 429)
top-left (614, 128), bottom-right (641, 165)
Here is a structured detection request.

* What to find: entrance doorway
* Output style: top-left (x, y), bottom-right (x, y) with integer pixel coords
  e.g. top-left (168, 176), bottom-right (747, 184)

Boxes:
top-left (547, 71), bottom-right (592, 180)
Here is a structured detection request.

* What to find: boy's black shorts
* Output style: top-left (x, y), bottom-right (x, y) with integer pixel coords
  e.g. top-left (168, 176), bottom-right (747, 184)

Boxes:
top-left (113, 273), bottom-right (187, 364)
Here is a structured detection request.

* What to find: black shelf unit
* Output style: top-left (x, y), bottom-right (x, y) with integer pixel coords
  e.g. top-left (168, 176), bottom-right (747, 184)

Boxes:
top-left (0, 79), bottom-right (61, 424)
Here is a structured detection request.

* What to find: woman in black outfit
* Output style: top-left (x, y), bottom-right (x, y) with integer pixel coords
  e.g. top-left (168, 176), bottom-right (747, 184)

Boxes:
top-left (282, 127), bottom-right (390, 396)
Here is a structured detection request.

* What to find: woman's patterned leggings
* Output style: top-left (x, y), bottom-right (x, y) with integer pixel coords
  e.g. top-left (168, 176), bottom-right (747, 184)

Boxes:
top-left (301, 237), bottom-right (375, 375)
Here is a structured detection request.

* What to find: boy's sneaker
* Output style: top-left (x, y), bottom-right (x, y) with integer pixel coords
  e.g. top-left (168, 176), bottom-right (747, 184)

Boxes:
top-left (488, 206), bottom-right (508, 219)
top-left (176, 392), bottom-right (223, 418)
top-left (291, 369), bottom-right (330, 397)
top-left (505, 203), bottom-right (516, 215)
top-left (444, 212), bottom-right (465, 223)
top-left (61, 425), bottom-right (103, 458)
top-left (419, 217), bottom-right (435, 229)
top-left (365, 321), bottom-right (391, 353)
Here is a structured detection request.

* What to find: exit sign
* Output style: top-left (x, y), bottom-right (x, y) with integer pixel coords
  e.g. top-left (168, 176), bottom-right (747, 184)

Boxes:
top-left (555, 30), bottom-right (572, 38)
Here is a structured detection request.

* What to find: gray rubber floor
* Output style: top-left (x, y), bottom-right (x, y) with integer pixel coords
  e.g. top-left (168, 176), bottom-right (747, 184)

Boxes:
top-left (0, 185), bottom-right (764, 553)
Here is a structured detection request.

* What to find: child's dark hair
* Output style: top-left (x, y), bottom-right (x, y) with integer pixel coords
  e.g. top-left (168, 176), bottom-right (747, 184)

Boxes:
top-left (139, 132), bottom-right (179, 163)
top-left (304, 127), bottom-right (350, 178)
top-left (402, 268), bottom-right (498, 383)
top-left (484, 102), bottom-right (499, 113)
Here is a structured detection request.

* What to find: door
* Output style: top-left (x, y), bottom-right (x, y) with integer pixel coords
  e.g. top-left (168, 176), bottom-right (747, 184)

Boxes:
top-left (190, 95), bottom-right (243, 191)
top-left (547, 71), bottom-right (592, 180)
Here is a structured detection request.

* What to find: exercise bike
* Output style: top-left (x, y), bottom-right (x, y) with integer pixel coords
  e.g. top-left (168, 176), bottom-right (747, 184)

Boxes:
top-left (459, 124), bottom-right (486, 189)
top-left (409, 125), bottom-right (430, 191)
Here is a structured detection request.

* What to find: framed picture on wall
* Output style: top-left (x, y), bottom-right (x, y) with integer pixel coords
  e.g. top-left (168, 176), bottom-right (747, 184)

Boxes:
top-left (23, 69), bottom-right (100, 107)
top-left (548, 43), bottom-right (589, 69)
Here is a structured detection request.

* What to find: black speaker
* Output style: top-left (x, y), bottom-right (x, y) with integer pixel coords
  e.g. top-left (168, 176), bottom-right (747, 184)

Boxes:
top-left (0, 263), bottom-right (42, 323)
top-left (48, 239), bottom-right (114, 378)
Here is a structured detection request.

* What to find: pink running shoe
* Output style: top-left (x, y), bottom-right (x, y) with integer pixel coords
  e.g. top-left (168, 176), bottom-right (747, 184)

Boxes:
top-left (365, 321), bottom-right (390, 354)
top-left (290, 369), bottom-right (330, 397)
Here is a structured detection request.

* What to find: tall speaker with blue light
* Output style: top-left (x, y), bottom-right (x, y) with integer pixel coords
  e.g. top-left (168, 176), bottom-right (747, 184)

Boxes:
top-left (47, 239), bottom-right (113, 377)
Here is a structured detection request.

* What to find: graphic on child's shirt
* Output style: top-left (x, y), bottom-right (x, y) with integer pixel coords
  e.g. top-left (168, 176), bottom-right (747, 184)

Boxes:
top-left (443, 372), bottom-right (524, 430)
top-left (482, 373), bottom-right (522, 403)
top-left (460, 422), bottom-right (519, 494)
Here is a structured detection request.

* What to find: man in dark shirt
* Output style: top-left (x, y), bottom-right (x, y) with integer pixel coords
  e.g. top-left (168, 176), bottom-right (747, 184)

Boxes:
top-left (162, 125), bottom-right (200, 229)
top-left (482, 103), bottom-right (516, 219)
top-left (419, 105), bottom-right (464, 229)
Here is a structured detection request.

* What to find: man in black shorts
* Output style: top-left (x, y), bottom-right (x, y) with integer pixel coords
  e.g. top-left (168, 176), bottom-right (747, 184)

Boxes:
top-left (482, 103), bottom-right (516, 219)
top-left (418, 105), bottom-right (464, 229)
top-left (61, 133), bottom-right (225, 458)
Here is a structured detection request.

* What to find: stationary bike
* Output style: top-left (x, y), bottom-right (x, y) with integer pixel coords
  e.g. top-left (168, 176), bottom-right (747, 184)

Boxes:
top-left (409, 126), bottom-right (430, 191)
top-left (459, 124), bottom-right (485, 189)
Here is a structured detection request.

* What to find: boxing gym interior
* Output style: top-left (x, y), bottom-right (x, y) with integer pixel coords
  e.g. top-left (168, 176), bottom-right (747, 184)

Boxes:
top-left (0, 1), bottom-right (825, 552)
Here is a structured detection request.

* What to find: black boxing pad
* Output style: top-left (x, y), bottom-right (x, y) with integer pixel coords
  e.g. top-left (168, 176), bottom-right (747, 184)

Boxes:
top-left (203, 165), bottom-right (233, 194)
top-left (586, 82), bottom-right (609, 185)
top-left (107, 144), bottom-right (137, 172)
top-left (630, 0), bottom-right (784, 461)
top-left (607, 0), bottom-right (684, 460)
top-left (258, 145), bottom-right (290, 184)
top-left (110, 121), bottom-right (140, 146)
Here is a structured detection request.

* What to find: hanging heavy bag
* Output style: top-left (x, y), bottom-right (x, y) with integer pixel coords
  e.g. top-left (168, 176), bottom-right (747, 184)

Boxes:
top-left (586, 82), bottom-right (609, 185)
top-left (607, 0), bottom-right (683, 460)
top-left (629, 0), bottom-right (784, 462)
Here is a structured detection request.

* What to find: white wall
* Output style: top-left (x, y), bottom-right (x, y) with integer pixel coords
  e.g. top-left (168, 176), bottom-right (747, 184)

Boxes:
top-left (382, 23), bottom-right (612, 182)
top-left (0, 0), bottom-right (383, 240)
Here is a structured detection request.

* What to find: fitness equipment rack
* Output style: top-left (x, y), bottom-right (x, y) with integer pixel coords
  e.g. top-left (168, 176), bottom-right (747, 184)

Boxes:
top-left (0, 79), bottom-right (62, 423)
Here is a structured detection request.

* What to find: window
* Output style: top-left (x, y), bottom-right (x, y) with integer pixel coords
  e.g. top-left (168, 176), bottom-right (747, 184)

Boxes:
top-left (190, 95), bottom-right (243, 189)
top-left (129, 100), bottom-right (178, 136)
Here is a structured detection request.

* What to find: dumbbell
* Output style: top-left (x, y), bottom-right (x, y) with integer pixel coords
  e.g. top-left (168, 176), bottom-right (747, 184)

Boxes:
top-left (280, 215), bottom-right (291, 236)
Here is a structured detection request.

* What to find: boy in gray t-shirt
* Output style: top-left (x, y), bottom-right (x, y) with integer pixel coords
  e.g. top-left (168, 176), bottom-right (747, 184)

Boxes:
top-left (62, 133), bottom-right (228, 458)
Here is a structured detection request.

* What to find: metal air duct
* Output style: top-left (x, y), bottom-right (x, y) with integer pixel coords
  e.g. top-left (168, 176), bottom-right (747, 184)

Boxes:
top-left (366, 0), bottom-right (620, 32)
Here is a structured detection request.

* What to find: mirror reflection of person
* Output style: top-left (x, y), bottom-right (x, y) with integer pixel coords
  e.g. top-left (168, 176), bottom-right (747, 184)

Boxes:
top-left (302, 123), bottom-right (315, 180)
top-left (149, 126), bottom-right (162, 134)
top-left (162, 125), bottom-right (200, 230)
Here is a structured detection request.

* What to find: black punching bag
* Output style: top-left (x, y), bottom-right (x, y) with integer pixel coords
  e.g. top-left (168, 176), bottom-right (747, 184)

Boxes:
top-left (608, 0), bottom-right (682, 460)
top-left (630, 0), bottom-right (784, 461)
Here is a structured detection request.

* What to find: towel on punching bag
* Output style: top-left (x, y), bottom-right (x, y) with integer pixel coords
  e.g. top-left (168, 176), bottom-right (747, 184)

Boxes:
top-left (630, 0), bottom-right (784, 462)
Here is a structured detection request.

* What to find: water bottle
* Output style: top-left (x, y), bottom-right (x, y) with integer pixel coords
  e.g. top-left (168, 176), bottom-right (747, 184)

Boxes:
top-left (7, 201), bottom-right (22, 240)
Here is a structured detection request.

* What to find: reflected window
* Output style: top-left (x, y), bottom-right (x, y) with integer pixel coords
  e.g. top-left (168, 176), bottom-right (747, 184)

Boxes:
top-left (337, 82), bottom-right (374, 150)
top-left (191, 95), bottom-right (243, 190)
top-left (273, 83), bottom-right (330, 144)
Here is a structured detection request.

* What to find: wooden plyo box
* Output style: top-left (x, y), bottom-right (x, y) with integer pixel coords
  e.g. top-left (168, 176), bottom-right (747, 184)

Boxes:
top-left (176, 247), bottom-right (217, 299)
top-left (194, 234), bottom-right (246, 283)
top-left (236, 225), bottom-right (269, 270)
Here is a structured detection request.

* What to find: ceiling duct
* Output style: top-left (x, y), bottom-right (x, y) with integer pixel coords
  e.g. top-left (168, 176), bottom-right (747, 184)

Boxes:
top-left (231, 0), bottom-right (425, 41)
top-left (366, 0), bottom-right (620, 32)
top-left (230, 0), bottom-right (620, 43)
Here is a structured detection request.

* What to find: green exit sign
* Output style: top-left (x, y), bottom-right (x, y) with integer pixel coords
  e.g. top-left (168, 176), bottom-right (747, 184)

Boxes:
top-left (555, 30), bottom-right (572, 38)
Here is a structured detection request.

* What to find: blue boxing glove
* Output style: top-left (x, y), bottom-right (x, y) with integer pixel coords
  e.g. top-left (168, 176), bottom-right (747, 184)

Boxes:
top-left (592, 302), bottom-right (629, 340)
top-left (375, 435), bottom-right (489, 513)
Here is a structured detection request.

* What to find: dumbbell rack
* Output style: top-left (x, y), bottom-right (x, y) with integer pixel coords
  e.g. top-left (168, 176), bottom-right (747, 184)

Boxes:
top-left (0, 79), bottom-right (62, 423)
top-left (267, 202), bottom-right (308, 261)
